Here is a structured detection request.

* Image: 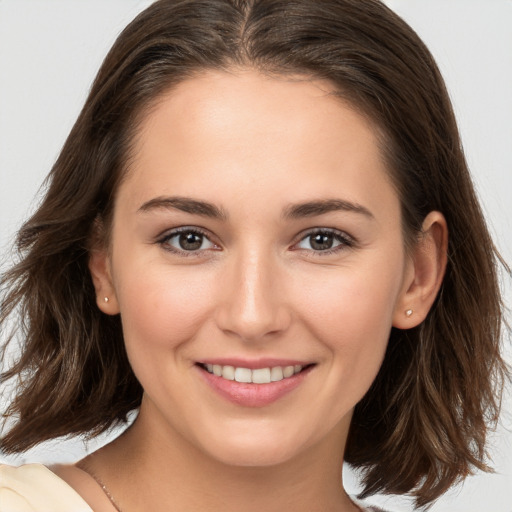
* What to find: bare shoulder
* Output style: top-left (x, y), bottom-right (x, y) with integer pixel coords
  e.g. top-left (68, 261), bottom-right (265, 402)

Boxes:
top-left (51, 463), bottom-right (119, 512)
top-left (351, 497), bottom-right (394, 512)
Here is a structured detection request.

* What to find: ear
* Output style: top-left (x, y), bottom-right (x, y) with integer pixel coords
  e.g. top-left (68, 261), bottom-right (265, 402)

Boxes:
top-left (88, 227), bottom-right (120, 315)
top-left (393, 211), bottom-right (448, 329)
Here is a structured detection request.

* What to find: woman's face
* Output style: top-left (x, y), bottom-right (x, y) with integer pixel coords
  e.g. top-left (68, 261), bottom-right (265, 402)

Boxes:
top-left (96, 69), bottom-right (416, 467)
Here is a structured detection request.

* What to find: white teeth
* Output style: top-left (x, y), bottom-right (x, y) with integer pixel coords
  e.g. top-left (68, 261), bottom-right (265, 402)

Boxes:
top-left (252, 368), bottom-right (271, 384)
top-left (204, 363), bottom-right (305, 383)
top-left (222, 365), bottom-right (235, 380)
top-left (270, 366), bottom-right (283, 381)
top-left (283, 366), bottom-right (294, 378)
top-left (234, 367), bottom-right (252, 383)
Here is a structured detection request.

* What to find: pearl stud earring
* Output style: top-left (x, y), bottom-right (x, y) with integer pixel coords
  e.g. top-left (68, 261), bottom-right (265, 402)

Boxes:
top-left (405, 309), bottom-right (413, 317)
top-left (104, 297), bottom-right (109, 303)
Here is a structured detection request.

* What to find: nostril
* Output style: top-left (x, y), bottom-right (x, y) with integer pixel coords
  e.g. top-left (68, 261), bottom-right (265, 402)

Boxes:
top-left (214, 304), bottom-right (292, 342)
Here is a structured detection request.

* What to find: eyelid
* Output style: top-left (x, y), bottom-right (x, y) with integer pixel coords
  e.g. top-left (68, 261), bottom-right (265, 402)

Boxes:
top-left (156, 226), bottom-right (221, 256)
top-left (154, 225), bottom-right (356, 257)
top-left (291, 227), bottom-right (356, 254)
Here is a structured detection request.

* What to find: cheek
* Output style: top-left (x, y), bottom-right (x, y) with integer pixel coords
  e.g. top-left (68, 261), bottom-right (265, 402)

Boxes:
top-left (296, 256), bottom-right (404, 390)
top-left (113, 259), bottom-right (216, 353)
top-left (300, 259), bottom-right (402, 332)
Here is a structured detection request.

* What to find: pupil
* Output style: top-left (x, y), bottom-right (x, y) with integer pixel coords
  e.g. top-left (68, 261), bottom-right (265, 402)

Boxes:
top-left (311, 233), bottom-right (333, 250)
top-left (179, 232), bottom-right (202, 250)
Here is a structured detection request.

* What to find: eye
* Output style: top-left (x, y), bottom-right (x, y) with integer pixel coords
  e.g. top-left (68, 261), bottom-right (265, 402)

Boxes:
top-left (295, 229), bottom-right (354, 253)
top-left (158, 228), bottom-right (218, 254)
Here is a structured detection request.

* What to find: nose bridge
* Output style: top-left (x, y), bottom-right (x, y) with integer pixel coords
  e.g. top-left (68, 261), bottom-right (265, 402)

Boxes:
top-left (216, 243), bottom-right (290, 341)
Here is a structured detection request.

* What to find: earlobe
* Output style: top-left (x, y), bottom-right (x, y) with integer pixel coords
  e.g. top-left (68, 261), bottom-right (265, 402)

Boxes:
top-left (88, 248), bottom-right (120, 315)
top-left (393, 211), bottom-right (448, 329)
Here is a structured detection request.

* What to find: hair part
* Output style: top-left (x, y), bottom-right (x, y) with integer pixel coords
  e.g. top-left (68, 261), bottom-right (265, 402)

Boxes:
top-left (1, 0), bottom-right (508, 507)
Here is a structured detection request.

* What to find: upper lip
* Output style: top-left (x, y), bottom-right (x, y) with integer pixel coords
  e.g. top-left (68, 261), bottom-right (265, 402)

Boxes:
top-left (197, 358), bottom-right (314, 370)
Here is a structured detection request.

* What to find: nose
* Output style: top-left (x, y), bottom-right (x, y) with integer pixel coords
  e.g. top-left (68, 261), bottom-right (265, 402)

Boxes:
top-left (214, 247), bottom-right (292, 342)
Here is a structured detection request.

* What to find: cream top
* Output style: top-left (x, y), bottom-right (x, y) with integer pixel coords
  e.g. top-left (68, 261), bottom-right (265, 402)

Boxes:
top-left (0, 463), bottom-right (93, 511)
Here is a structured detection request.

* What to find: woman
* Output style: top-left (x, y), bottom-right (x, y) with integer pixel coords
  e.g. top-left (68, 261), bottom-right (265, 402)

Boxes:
top-left (0, 1), bottom-right (508, 511)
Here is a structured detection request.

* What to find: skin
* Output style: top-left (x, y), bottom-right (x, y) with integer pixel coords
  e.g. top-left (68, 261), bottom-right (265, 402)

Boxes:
top-left (65, 68), bottom-right (447, 512)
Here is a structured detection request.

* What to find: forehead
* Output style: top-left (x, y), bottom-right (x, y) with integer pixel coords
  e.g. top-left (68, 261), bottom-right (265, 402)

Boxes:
top-left (120, 68), bottom-right (397, 220)
top-left (130, 68), bottom-right (379, 161)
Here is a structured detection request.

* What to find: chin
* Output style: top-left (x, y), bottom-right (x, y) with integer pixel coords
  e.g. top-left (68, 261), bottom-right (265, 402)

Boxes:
top-left (193, 423), bottom-right (316, 468)
top-left (209, 443), bottom-right (300, 468)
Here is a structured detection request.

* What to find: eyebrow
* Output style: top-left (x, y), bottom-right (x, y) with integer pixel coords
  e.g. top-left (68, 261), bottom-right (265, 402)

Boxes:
top-left (138, 196), bottom-right (374, 221)
top-left (138, 196), bottom-right (228, 220)
top-left (283, 199), bottom-right (374, 220)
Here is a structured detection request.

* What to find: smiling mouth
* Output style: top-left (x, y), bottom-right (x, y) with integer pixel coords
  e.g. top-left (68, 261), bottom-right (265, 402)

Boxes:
top-left (198, 363), bottom-right (312, 384)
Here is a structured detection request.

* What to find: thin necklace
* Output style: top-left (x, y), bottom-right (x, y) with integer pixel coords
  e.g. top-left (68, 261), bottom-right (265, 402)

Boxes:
top-left (77, 463), bottom-right (123, 512)
top-left (77, 462), bottom-right (363, 512)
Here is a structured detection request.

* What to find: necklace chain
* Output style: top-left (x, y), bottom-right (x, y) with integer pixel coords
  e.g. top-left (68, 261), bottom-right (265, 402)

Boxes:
top-left (77, 461), bottom-right (365, 512)
top-left (77, 462), bottom-right (123, 512)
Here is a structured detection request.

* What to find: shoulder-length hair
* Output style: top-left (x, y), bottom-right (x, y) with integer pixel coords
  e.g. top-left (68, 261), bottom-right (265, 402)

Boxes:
top-left (1, 0), bottom-right (508, 507)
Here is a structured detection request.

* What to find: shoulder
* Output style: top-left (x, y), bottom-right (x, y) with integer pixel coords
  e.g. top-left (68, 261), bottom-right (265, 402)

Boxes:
top-left (351, 497), bottom-right (394, 512)
top-left (0, 463), bottom-right (93, 512)
top-left (358, 506), bottom-right (393, 512)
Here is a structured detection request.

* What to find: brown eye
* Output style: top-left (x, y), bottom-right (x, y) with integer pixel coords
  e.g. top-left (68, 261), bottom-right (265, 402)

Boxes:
top-left (160, 228), bottom-right (217, 253)
top-left (309, 233), bottom-right (335, 251)
top-left (179, 232), bottom-right (204, 251)
top-left (295, 229), bottom-right (353, 253)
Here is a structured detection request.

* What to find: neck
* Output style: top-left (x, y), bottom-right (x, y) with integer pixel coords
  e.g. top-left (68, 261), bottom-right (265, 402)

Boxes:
top-left (83, 403), bottom-right (359, 512)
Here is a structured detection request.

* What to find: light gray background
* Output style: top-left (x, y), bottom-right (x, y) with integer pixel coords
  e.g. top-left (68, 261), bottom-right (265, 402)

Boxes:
top-left (0, 1), bottom-right (511, 511)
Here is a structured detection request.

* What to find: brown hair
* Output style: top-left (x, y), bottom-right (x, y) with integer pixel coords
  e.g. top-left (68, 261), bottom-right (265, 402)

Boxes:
top-left (1, 0), bottom-right (508, 507)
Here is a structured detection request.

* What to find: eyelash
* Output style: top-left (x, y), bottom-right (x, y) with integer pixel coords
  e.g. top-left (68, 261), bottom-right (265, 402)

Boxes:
top-left (157, 227), bottom-right (219, 258)
top-left (292, 228), bottom-right (355, 256)
top-left (156, 227), bottom-right (355, 257)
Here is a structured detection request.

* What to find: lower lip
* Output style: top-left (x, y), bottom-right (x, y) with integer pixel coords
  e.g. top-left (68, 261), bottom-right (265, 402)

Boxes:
top-left (197, 365), bottom-right (313, 408)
